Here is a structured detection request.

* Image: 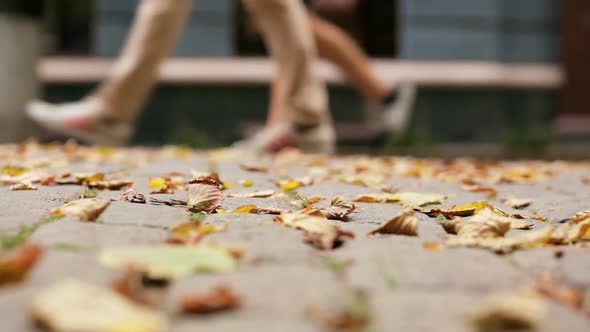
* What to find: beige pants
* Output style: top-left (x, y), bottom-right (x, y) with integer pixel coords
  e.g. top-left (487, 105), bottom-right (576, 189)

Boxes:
top-left (94, 0), bottom-right (328, 126)
top-left (0, 13), bottom-right (41, 142)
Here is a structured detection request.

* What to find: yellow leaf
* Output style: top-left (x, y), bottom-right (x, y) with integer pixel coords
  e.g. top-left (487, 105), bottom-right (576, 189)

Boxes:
top-left (149, 177), bottom-right (167, 190)
top-left (1, 165), bottom-right (30, 177)
top-left (453, 200), bottom-right (508, 217)
top-left (222, 181), bottom-right (235, 189)
top-left (240, 179), bottom-right (254, 187)
top-left (231, 205), bottom-right (258, 213)
top-left (52, 198), bottom-right (110, 221)
top-left (280, 179), bottom-right (302, 191)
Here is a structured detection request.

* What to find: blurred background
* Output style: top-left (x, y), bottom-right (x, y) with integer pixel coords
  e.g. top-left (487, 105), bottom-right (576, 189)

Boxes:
top-left (1, 0), bottom-right (588, 157)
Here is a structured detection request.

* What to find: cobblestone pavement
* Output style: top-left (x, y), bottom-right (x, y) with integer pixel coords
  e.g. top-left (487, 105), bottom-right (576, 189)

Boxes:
top-left (0, 142), bottom-right (589, 331)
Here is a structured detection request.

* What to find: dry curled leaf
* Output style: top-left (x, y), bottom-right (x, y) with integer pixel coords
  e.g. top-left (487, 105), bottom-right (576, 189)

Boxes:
top-left (0, 244), bottom-right (43, 286)
top-left (330, 196), bottom-right (356, 209)
top-left (31, 279), bottom-right (167, 332)
top-left (367, 207), bottom-right (419, 236)
top-left (228, 190), bottom-right (275, 198)
top-left (117, 189), bottom-right (146, 204)
top-left (456, 210), bottom-right (511, 239)
top-left (452, 200), bottom-right (508, 216)
top-left (447, 226), bottom-right (555, 254)
top-left (502, 196), bottom-right (533, 209)
top-left (571, 211), bottom-right (590, 223)
top-left (52, 198), bottom-right (110, 221)
top-left (550, 219), bottom-right (590, 245)
top-left (9, 181), bottom-right (37, 191)
top-left (469, 290), bottom-right (544, 332)
top-left (187, 178), bottom-right (224, 213)
top-left (276, 213), bottom-right (355, 250)
top-left (180, 286), bottom-right (241, 314)
top-left (441, 218), bottom-right (463, 235)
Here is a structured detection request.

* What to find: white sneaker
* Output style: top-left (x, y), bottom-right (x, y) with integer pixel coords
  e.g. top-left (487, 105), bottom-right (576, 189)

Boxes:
top-left (233, 122), bottom-right (336, 155)
top-left (26, 99), bottom-right (133, 146)
top-left (366, 83), bottom-right (417, 134)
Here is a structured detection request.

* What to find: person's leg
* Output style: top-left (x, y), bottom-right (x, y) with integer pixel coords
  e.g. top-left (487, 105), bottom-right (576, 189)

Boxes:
top-left (307, 12), bottom-right (416, 133)
top-left (27, 0), bottom-right (192, 145)
top-left (309, 11), bottom-right (392, 101)
top-left (94, 0), bottom-right (192, 122)
top-left (241, 0), bottom-right (334, 153)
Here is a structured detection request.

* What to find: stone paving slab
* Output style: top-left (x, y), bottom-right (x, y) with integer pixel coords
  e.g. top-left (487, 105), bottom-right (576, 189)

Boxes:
top-left (1, 144), bottom-right (589, 331)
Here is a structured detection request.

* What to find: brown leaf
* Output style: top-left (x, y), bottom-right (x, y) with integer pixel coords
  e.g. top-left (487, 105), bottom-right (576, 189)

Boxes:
top-left (52, 198), bottom-right (110, 221)
top-left (533, 277), bottom-right (584, 313)
top-left (461, 183), bottom-right (498, 194)
top-left (112, 271), bottom-right (168, 307)
top-left (260, 207), bottom-right (290, 215)
top-left (187, 180), bottom-right (224, 213)
top-left (277, 213), bottom-right (355, 250)
top-left (239, 163), bottom-right (268, 173)
top-left (441, 218), bottom-right (463, 235)
top-left (421, 207), bottom-right (475, 219)
top-left (323, 205), bottom-right (356, 221)
top-left (180, 286), bottom-right (241, 314)
top-left (0, 244), bottom-right (43, 286)
top-left (502, 196), bottom-right (533, 209)
top-left (367, 207), bottom-right (419, 236)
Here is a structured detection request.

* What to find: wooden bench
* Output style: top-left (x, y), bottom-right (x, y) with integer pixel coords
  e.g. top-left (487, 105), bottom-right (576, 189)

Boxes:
top-left (39, 57), bottom-right (563, 88)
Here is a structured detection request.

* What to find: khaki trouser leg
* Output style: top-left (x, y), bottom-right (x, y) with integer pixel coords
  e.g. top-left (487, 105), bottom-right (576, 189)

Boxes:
top-left (0, 13), bottom-right (41, 142)
top-left (243, 0), bottom-right (329, 126)
top-left (93, 0), bottom-right (192, 122)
